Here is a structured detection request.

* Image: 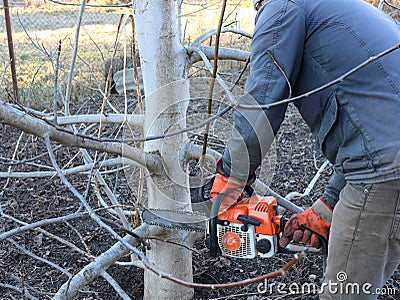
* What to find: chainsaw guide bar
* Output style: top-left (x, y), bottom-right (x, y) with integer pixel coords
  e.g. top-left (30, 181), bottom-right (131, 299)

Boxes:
top-left (142, 208), bottom-right (207, 233)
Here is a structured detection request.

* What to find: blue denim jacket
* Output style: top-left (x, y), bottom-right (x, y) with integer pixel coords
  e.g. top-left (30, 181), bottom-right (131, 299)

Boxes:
top-left (222, 0), bottom-right (400, 207)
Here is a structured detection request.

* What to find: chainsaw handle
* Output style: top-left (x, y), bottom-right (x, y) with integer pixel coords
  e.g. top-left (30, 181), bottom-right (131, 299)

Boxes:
top-left (300, 224), bottom-right (328, 255)
top-left (208, 193), bottom-right (225, 257)
top-left (279, 218), bottom-right (328, 256)
top-left (198, 175), bottom-right (254, 203)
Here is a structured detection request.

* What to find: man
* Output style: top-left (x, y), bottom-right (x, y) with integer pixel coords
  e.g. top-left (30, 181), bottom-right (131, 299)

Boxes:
top-left (210, 0), bottom-right (400, 298)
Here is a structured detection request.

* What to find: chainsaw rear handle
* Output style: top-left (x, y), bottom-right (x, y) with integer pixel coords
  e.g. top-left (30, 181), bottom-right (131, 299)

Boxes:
top-left (300, 224), bottom-right (328, 255)
top-left (279, 218), bottom-right (328, 256)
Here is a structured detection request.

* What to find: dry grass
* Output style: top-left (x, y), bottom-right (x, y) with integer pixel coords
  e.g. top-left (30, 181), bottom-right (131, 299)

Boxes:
top-left (0, 0), bottom-right (398, 109)
top-left (0, 1), bottom-right (255, 109)
top-left (0, 5), bottom-right (130, 108)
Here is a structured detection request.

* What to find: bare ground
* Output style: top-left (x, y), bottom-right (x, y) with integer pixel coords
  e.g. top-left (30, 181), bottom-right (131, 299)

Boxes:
top-left (1, 99), bottom-right (399, 299)
top-left (1, 2), bottom-right (400, 295)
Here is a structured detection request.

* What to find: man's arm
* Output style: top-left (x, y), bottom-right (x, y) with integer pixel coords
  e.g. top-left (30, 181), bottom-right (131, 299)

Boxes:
top-left (221, 0), bottom-right (307, 181)
top-left (280, 171), bottom-right (345, 247)
top-left (322, 170), bottom-right (346, 209)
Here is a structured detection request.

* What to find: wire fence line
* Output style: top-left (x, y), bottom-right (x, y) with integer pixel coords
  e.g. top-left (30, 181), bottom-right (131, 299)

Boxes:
top-left (0, 0), bottom-right (399, 109)
top-left (0, 1), bottom-right (132, 107)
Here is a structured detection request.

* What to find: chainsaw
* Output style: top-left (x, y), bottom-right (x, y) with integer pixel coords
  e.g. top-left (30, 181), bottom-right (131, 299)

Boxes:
top-left (142, 179), bottom-right (326, 259)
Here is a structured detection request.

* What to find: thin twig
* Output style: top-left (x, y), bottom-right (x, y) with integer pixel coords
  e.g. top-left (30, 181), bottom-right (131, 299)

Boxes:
top-left (0, 282), bottom-right (39, 300)
top-left (7, 238), bottom-right (72, 277)
top-left (10, 274), bottom-right (56, 297)
top-left (64, 0), bottom-right (86, 115)
top-left (129, 14), bottom-right (143, 112)
top-left (267, 50), bottom-right (292, 99)
top-left (201, 0), bottom-right (228, 163)
top-left (101, 271), bottom-right (131, 300)
top-left (1, 60), bottom-right (12, 87)
top-left (44, 133), bottom-right (148, 261)
top-left (0, 100), bottom-right (153, 170)
top-left (3, 0), bottom-right (19, 102)
top-left (143, 252), bottom-right (305, 289)
top-left (64, 220), bottom-right (93, 255)
top-left (382, 0), bottom-right (400, 10)
top-left (285, 160), bottom-right (330, 201)
top-left (239, 43), bottom-right (400, 109)
top-left (47, 0), bottom-right (132, 7)
top-left (2, 131), bottom-right (24, 189)
top-left (53, 40), bottom-right (62, 124)
top-left (0, 212), bottom-right (84, 240)
top-left (0, 157), bottom-right (138, 178)
top-left (190, 27), bottom-right (252, 49)
top-left (0, 207), bottom-right (94, 258)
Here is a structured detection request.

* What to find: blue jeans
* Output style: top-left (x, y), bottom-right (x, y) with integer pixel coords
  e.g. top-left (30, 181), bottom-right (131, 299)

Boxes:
top-left (321, 179), bottom-right (400, 299)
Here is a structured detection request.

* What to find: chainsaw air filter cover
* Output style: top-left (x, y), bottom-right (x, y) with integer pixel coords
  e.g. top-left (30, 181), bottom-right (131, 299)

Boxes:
top-left (216, 196), bottom-right (282, 259)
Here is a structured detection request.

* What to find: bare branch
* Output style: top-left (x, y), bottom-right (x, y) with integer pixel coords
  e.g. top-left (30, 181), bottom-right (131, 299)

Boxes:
top-left (0, 100), bottom-right (160, 172)
top-left (7, 238), bottom-right (72, 277)
top-left (189, 46), bottom-right (249, 64)
top-left (189, 27), bottom-right (252, 48)
top-left (64, 0), bottom-right (86, 115)
top-left (254, 179), bottom-right (304, 214)
top-left (47, 0), bottom-right (132, 7)
top-left (0, 157), bottom-right (136, 178)
top-left (53, 40), bottom-right (61, 123)
top-left (0, 207), bottom-right (93, 258)
top-left (45, 135), bottom-right (158, 299)
top-left (54, 226), bottom-right (150, 299)
top-left (2, 131), bottom-right (23, 189)
top-left (267, 50), bottom-right (292, 99)
top-left (0, 282), bottom-right (39, 300)
top-left (201, 0), bottom-right (228, 164)
top-left (101, 271), bottom-right (132, 300)
top-left (143, 251), bottom-right (305, 289)
top-left (285, 160), bottom-right (330, 201)
top-left (239, 43), bottom-right (400, 109)
top-left (80, 149), bottom-right (131, 226)
top-left (0, 212), bottom-right (84, 240)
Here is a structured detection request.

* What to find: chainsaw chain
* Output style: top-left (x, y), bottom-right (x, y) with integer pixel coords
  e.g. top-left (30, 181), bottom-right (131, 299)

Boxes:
top-left (141, 208), bottom-right (208, 233)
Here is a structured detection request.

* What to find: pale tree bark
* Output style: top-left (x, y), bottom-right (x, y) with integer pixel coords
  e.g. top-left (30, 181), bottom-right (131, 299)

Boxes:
top-left (133, 1), bottom-right (194, 299)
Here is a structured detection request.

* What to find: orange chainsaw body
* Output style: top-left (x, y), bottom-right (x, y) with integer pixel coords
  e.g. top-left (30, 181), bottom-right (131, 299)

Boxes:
top-left (218, 195), bottom-right (282, 235)
top-left (216, 195), bottom-right (283, 258)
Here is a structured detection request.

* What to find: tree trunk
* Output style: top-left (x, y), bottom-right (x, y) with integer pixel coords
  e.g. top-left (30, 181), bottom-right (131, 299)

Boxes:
top-left (133, 1), bottom-right (194, 299)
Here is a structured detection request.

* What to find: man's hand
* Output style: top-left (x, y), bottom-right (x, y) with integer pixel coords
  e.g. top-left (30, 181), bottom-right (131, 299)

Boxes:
top-left (279, 198), bottom-right (332, 248)
top-left (210, 173), bottom-right (245, 208)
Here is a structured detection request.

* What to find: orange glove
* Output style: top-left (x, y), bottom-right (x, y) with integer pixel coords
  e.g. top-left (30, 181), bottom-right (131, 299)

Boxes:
top-left (210, 159), bottom-right (256, 211)
top-left (279, 198), bottom-right (332, 249)
top-left (210, 173), bottom-right (245, 208)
